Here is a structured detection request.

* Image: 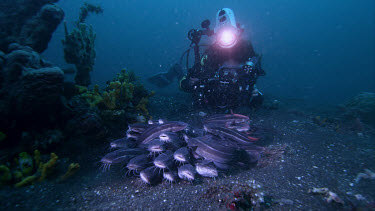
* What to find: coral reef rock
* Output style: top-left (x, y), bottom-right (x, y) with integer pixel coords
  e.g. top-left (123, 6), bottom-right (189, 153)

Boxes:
top-left (0, 0), bottom-right (64, 53)
top-left (62, 3), bottom-right (103, 86)
top-left (0, 44), bottom-right (64, 136)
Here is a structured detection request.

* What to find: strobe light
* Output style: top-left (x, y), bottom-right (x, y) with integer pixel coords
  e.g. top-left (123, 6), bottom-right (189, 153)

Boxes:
top-left (217, 28), bottom-right (237, 48)
top-left (214, 8), bottom-right (239, 49)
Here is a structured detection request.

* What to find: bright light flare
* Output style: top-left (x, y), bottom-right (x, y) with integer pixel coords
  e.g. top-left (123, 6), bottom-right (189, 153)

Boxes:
top-left (217, 29), bottom-right (237, 48)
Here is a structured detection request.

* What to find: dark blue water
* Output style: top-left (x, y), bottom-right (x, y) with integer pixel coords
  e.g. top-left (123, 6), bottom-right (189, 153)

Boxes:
top-left (43, 0), bottom-right (375, 106)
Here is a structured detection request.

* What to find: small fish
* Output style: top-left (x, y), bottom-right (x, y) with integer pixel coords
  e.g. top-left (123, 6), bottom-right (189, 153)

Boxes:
top-left (213, 161), bottom-right (231, 170)
top-left (204, 113), bottom-right (250, 125)
top-left (191, 150), bottom-right (203, 160)
top-left (173, 147), bottom-right (191, 164)
top-left (163, 170), bottom-right (179, 184)
top-left (158, 119), bottom-right (166, 124)
top-left (128, 123), bottom-right (151, 133)
top-left (126, 154), bottom-right (150, 174)
top-left (160, 132), bottom-right (184, 150)
top-left (159, 132), bottom-right (179, 143)
top-left (225, 121), bottom-right (250, 132)
top-left (140, 166), bottom-right (162, 185)
top-left (100, 148), bottom-right (146, 171)
top-left (178, 164), bottom-right (196, 182)
top-left (147, 119), bottom-right (165, 125)
top-left (195, 161), bottom-right (218, 178)
top-left (147, 139), bottom-right (166, 154)
top-left (137, 121), bottom-right (188, 145)
top-left (110, 137), bottom-right (136, 149)
top-left (153, 150), bottom-right (174, 170)
top-left (186, 135), bottom-right (237, 164)
top-left (204, 125), bottom-right (259, 144)
top-left (126, 131), bottom-right (140, 140)
top-left (198, 111), bottom-right (207, 117)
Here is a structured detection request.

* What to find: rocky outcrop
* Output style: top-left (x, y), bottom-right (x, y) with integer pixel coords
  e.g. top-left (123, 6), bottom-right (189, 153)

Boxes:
top-left (62, 2), bottom-right (103, 86)
top-left (0, 44), bottom-right (64, 135)
top-left (0, 0), bottom-right (64, 53)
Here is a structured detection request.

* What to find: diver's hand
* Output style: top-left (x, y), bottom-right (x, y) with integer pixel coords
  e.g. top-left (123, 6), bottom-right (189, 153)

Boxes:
top-left (189, 77), bottom-right (199, 86)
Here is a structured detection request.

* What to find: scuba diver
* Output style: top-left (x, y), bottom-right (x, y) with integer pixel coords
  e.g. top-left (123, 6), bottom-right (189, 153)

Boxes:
top-left (148, 8), bottom-right (265, 108)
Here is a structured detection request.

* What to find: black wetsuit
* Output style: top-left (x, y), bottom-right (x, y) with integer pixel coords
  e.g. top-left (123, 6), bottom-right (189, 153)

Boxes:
top-left (180, 39), bottom-right (265, 108)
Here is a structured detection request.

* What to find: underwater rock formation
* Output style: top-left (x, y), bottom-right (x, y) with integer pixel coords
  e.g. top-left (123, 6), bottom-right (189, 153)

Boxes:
top-left (62, 3), bottom-right (103, 86)
top-left (64, 102), bottom-right (107, 140)
top-left (0, 44), bottom-right (64, 143)
top-left (0, 0), bottom-right (64, 53)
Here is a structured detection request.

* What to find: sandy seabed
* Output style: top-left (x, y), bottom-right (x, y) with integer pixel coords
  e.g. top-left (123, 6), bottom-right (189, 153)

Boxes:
top-left (1, 103), bottom-right (374, 210)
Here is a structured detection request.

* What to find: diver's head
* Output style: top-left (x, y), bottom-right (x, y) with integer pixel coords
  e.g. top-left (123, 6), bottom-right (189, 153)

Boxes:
top-left (214, 8), bottom-right (242, 48)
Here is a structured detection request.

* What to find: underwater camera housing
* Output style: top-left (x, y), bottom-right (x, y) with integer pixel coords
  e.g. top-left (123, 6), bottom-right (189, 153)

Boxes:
top-left (187, 19), bottom-right (214, 45)
top-left (192, 59), bottom-right (261, 108)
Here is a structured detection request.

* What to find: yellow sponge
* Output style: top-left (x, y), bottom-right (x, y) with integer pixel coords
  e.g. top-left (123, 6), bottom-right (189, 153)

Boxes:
top-left (39, 153), bottom-right (58, 181)
top-left (60, 163), bottom-right (80, 181)
top-left (15, 175), bottom-right (38, 188)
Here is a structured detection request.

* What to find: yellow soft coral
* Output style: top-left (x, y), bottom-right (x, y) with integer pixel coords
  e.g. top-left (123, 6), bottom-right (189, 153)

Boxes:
top-left (102, 91), bottom-right (117, 109)
top-left (79, 84), bottom-right (104, 107)
top-left (15, 175), bottom-right (38, 188)
top-left (136, 97), bottom-right (149, 115)
top-left (39, 153), bottom-right (58, 181)
top-left (60, 163), bottom-right (80, 181)
top-left (76, 69), bottom-right (151, 111)
top-left (117, 68), bottom-right (129, 83)
top-left (75, 85), bottom-right (88, 94)
top-left (121, 82), bottom-right (133, 100)
top-left (109, 81), bottom-right (121, 91)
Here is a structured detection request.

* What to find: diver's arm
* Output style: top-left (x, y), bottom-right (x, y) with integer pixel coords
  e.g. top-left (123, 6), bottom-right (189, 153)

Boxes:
top-left (179, 64), bottom-right (202, 92)
top-left (245, 41), bottom-right (266, 76)
top-left (179, 75), bottom-right (198, 92)
top-left (179, 75), bottom-right (189, 91)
